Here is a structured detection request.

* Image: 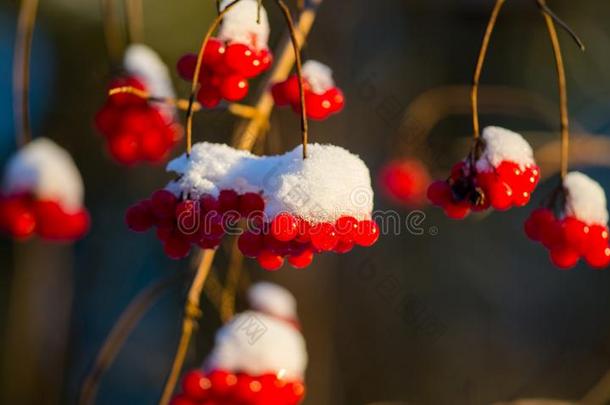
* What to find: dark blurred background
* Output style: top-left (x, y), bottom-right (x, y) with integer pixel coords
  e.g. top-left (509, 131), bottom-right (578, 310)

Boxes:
top-left (2, 0), bottom-right (610, 404)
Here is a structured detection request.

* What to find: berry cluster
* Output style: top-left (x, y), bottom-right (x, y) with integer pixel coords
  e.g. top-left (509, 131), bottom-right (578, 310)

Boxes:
top-left (177, 38), bottom-right (273, 108)
top-left (271, 75), bottom-right (344, 120)
top-left (126, 188), bottom-right (380, 267)
top-left (0, 193), bottom-right (89, 241)
top-left (172, 369), bottom-right (305, 405)
top-left (379, 159), bottom-right (431, 207)
top-left (525, 208), bottom-right (610, 269)
top-left (238, 212), bottom-right (380, 271)
top-left (95, 77), bottom-right (182, 165)
top-left (428, 159), bottom-right (540, 219)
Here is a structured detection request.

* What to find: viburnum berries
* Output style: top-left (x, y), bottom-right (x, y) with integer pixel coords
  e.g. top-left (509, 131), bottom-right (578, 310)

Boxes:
top-left (379, 158), bottom-right (431, 207)
top-left (272, 60), bottom-right (345, 120)
top-left (0, 138), bottom-right (90, 241)
top-left (95, 45), bottom-right (182, 165)
top-left (172, 283), bottom-right (307, 405)
top-left (176, 0), bottom-right (272, 107)
top-left (525, 172), bottom-right (610, 270)
top-left (128, 142), bottom-right (379, 268)
top-left (428, 126), bottom-right (540, 219)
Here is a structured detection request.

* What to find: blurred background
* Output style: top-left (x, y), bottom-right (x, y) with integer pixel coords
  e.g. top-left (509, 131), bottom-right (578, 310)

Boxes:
top-left (2, 0), bottom-right (610, 404)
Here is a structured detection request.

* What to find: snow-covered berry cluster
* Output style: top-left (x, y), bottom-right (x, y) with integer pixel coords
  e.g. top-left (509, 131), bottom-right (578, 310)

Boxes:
top-left (427, 126), bottom-right (540, 218)
top-left (172, 283), bottom-right (307, 405)
top-left (95, 45), bottom-right (182, 165)
top-left (272, 60), bottom-right (344, 120)
top-left (525, 172), bottom-right (610, 269)
top-left (0, 138), bottom-right (89, 241)
top-left (176, 0), bottom-right (272, 107)
top-left (127, 142), bottom-right (379, 269)
top-left (378, 158), bottom-right (431, 207)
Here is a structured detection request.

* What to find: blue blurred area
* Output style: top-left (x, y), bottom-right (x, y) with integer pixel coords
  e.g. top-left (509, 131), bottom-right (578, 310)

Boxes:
top-left (0, 9), bottom-right (55, 162)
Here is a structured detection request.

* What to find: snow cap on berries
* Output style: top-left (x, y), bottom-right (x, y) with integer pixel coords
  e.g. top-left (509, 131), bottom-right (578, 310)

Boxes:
top-left (302, 60), bottom-right (335, 94)
top-left (205, 311), bottom-right (308, 378)
top-left (123, 44), bottom-right (176, 120)
top-left (248, 282), bottom-right (298, 322)
top-left (166, 142), bottom-right (374, 223)
top-left (219, 0), bottom-right (270, 50)
top-left (563, 171), bottom-right (609, 226)
top-left (475, 126), bottom-right (535, 172)
top-left (3, 138), bottom-right (84, 212)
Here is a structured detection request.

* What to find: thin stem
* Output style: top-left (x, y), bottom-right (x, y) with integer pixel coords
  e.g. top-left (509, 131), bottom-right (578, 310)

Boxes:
top-left (186, 0), bottom-right (243, 156)
top-left (274, 0), bottom-right (308, 159)
top-left (100, 0), bottom-right (123, 68)
top-left (124, 0), bottom-right (144, 44)
top-left (471, 0), bottom-right (505, 141)
top-left (536, 0), bottom-right (585, 51)
top-left (13, 0), bottom-right (39, 148)
top-left (539, 0), bottom-right (569, 179)
top-left (78, 274), bottom-right (185, 405)
top-left (158, 251), bottom-right (214, 405)
top-left (220, 237), bottom-right (244, 323)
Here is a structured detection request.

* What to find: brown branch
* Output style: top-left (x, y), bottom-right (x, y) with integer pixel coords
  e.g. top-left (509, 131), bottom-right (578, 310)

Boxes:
top-left (124, 0), bottom-right (144, 44)
top-left (99, 0), bottom-right (123, 67)
top-left (13, 0), bottom-right (39, 147)
top-left (220, 237), bottom-right (244, 323)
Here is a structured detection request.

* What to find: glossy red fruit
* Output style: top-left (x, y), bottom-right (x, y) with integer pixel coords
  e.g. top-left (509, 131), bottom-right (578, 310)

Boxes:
top-left (561, 217), bottom-right (589, 254)
top-left (239, 192), bottom-right (265, 217)
top-left (523, 165), bottom-right (541, 192)
top-left (354, 220), bottom-right (379, 247)
top-left (309, 222), bottom-right (338, 251)
top-left (170, 395), bottom-right (198, 405)
top-left (208, 370), bottom-right (237, 398)
top-left (512, 190), bottom-right (530, 207)
top-left (524, 208), bottom-right (555, 242)
top-left (197, 85), bottom-right (222, 108)
top-left (182, 370), bottom-right (212, 401)
top-left (427, 181), bottom-right (451, 206)
top-left (63, 209), bottom-right (90, 239)
top-left (140, 129), bottom-right (168, 162)
top-left (443, 201), bottom-right (470, 219)
top-left (3, 199), bottom-right (36, 239)
top-left (587, 225), bottom-right (609, 252)
top-left (238, 231), bottom-right (264, 258)
top-left (334, 240), bottom-right (354, 254)
top-left (34, 200), bottom-right (67, 239)
top-left (218, 189), bottom-right (240, 213)
top-left (151, 190), bottom-right (178, 220)
top-left (334, 216), bottom-right (358, 242)
top-left (550, 245), bottom-right (580, 269)
top-left (203, 38), bottom-right (226, 69)
top-left (224, 43), bottom-right (254, 74)
top-left (108, 132), bottom-right (139, 164)
top-left (177, 53), bottom-right (197, 80)
top-left (257, 250), bottom-right (285, 271)
top-left (232, 375), bottom-right (259, 403)
top-left (199, 194), bottom-right (220, 214)
top-left (288, 248), bottom-right (314, 269)
top-left (283, 76), bottom-right (301, 105)
top-left (294, 218), bottom-right (311, 243)
top-left (220, 75), bottom-right (249, 101)
top-left (379, 159), bottom-right (431, 206)
top-left (271, 213), bottom-right (298, 242)
top-left (164, 235), bottom-right (191, 259)
top-left (304, 92), bottom-right (328, 120)
top-left (271, 82), bottom-right (289, 105)
top-left (282, 381), bottom-right (306, 405)
top-left (325, 87), bottom-right (345, 113)
top-left (585, 247), bottom-right (610, 269)
top-left (486, 180), bottom-right (513, 211)
top-left (496, 161), bottom-right (522, 185)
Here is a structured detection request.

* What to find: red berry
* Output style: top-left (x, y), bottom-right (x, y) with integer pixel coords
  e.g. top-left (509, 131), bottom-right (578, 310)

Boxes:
top-left (334, 216), bottom-right (358, 242)
top-left (170, 395), bottom-right (198, 405)
top-left (541, 218), bottom-right (563, 249)
top-left (220, 75), bottom-right (249, 101)
top-left (379, 160), bottom-right (431, 206)
top-left (288, 248), bottom-right (314, 269)
top-left (257, 48), bottom-right (273, 72)
top-left (232, 375), bottom-right (259, 402)
top-left (151, 190), bottom-right (178, 220)
top-left (427, 181), bottom-right (451, 206)
top-left (334, 240), bottom-right (354, 254)
top-left (238, 231), bottom-right (264, 258)
top-left (177, 53), bottom-right (197, 80)
top-left (271, 213), bottom-right (299, 242)
top-left (175, 200), bottom-right (201, 238)
top-left (35, 200), bottom-right (68, 240)
top-left (271, 82), bottom-right (289, 106)
top-left (199, 194), bottom-right (220, 214)
top-left (208, 370), bottom-right (237, 397)
top-left (325, 87), bottom-right (345, 113)
top-left (282, 381), bottom-right (306, 405)
top-left (182, 370), bottom-right (211, 401)
top-left (561, 217), bottom-right (589, 254)
top-left (304, 92), bottom-right (328, 120)
top-left (224, 43), bottom-right (254, 74)
top-left (524, 208), bottom-right (555, 242)
top-left (257, 250), bottom-right (285, 271)
top-left (550, 245), bottom-right (580, 269)
top-left (94, 106), bottom-right (119, 134)
top-left (585, 247), bottom-right (610, 269)
top-left (63, 209), bottom-right (90, 239)
top-left (283, 75), bottom-right (301, 105)
top-left (294, 218), bottom-right (311, 243)
top-left (218, 189), bottom-right (239, 213)
top-left (239, 192), bottom-right (265, 217)
top-left (164, 235), bottom-right (191, 259)
top-left (203, 38), bottom-right (226, 69)
top-left (3, 198), bottom-right (36, 239)
top-left (487, 179), bottom-right (513, 211)
top-left (108, 132), bottom-right (139, 165)
top-left (197, 85), bottom-right (222, 109)
top-left (354, 220), bottom-right (379, 247)
top-left (140, 129), bottom-right (169, 162)
top-left (512, 190), bottom-right (531, 207)
top-left (443, 201), bottom-right (470, 219)
top-left (587, 225), bottom-right (609, 252)
top-left (309, 222), bottom-right (338, 251)
top-left (523, 165), bottom-right (541, 192)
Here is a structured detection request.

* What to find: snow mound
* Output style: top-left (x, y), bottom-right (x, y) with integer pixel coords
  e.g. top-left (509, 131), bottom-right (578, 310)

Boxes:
top-left (123, 43), bottom-right (176, 120)
top-left (3, 138), bottom-right (85, 212)
top-left (248, 282), bottom-right (297, 322)
top-left (476, 126), bottom-right (535, 172)
top-left (205, 310), bottom-right (307, 379)
top-left (563, 171), bottom-right (609, 226)
top-left (166, 142), bottom-right (374, 223)
top-left (302, 60), bottom-right (335, 94)
top-left (219, 0), bottom-right (270, 50)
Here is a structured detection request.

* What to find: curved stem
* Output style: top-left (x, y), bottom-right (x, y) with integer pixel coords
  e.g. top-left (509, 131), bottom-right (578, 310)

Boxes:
top-left (158, 251), bottom-right (214, 405)
top-left (186, 0), bottom-right (243, 156)
top-left (471, 0), bottom-right (505, 141)
top-left (539, 0), bottom-right (569, 179)
top-left (78, 274), bottom-right (185, 405)
top-left (124, 0), bottom-right (144, 44)
top-left (274, 0), bottom-right (308, 159)
top-left (13, 0), bottom-right (39, 148)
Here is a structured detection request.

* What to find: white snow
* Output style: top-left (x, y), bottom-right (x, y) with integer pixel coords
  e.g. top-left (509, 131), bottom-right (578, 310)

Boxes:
top-left (123, 43), bottom-right (176, 121)
top-left (205, 310), bottom-right (307, 379)
top-left (475, 126), bottom-right (535, 172)
top-left (248, 282), bottom-right (297, 321)
top-left (218, 0), bottom-right (270, 50)
top-left (2, 138), bottom-right (85, 212)
top-left (302, 60), bottom-right (335, 94)
top-left (166, 142), bottom-right (374, 223)
top-left (563, 171), bottom-right (609, 226)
